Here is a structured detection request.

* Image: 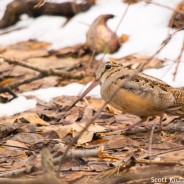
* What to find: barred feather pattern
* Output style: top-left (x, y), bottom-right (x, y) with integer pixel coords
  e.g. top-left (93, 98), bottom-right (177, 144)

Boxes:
top-left (96, 62), bottom-right (184, 117)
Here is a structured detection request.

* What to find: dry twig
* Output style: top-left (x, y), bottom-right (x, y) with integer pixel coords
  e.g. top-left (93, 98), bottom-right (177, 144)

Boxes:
top-left (0, 56), bottom-right (85, 89)
top-left (136, 159), bottom-right (181, 165)
top-left (173, 31), bottom-right (184, 80)
top-left (0, 149), bottom-right (99, 178)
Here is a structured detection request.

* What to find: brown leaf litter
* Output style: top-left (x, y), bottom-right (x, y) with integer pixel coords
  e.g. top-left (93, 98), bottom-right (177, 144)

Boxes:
top-left (0, 40), bottom-right (183, 183)
top-left (0, 93), bottom-right (183, 183)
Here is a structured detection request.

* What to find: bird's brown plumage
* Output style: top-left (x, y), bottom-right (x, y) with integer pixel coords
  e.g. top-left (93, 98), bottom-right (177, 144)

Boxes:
top-left (97, 62), bottom-right (184, 118)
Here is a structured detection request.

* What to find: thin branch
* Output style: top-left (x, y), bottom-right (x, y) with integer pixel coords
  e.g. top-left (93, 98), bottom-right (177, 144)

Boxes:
top-left (148, 123), bottom-right (156, 160)
top-left (8, 74), bottom-right (44, 89)
top-left (139, 146), bottom-right (184, 160)
top-left (115, 3), bottom-right (130, 33)
top-left (0, 143), bottom-right (33, 151)
top-left (0, 56), bottom-right (85, 89)
top-left (173, 30), bottom-right (184, 80)
top-left (0, 87), bottom-right (17, 97)
top-left (0, 56), bottom-right (46, 73)
top-left (139, 28), bottom-right (184, 71)
top-left (136, 159), bottom-right (181, 165)
top-left (0, 149), bottom-right (99, 178)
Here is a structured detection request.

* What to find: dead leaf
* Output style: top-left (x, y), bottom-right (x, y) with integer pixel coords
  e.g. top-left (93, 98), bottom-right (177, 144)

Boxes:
top-left (12, 132), bottom-right (44, 144)
top-left (88, 163), bottom-right (109, 171)
top-left (5, 140), bottom-right (27, 149)
top-left (2, 49), bottom-right (48, 60)
top-left (86, 14), bottom-right (120, 53)
top-left (81, 107), bottom-right (93, 123)
top-left (75, 130), bottom-right (94, 144)
top-left (154, 148), bottom-right (184, 162)
top-left (64, 107), bottom-right (80, 123)
top-left (41, 125), bottom-right (71, 139)
top-left (151, 142), bottom-right (181, 151)
top-left (0, 121), bottom-right (21, 139)
top-left (114, 114), bottom-right (141, 126)
top-left (64, 172), bottom-right (87, 182)
top-left (19, 76), bottom-right (59, 92)
top-left (106, 104), bottom-right (121, 114)
top-left (0, 140), bottom-right (28, 165)
top-left (50, 44), bottom-right (86, 57)
top-left (119, 34), bottom-right (129, 43)
top-left (19, 112), bottom-right (49, 126)
top-left (107, 136), bottom-right (140, 149)
top-left (123, 0), bottom-right (139, 4)
top-left (9, 40), bottom-right (50, 50)
top-left (72, 123), bottom-right (106, 144)
top-left (168, 2), bottom-right (184, 29)
top-left (109, 54), bottom-right (164, 70)
top-left (86, 97), bottom-right (104, 111)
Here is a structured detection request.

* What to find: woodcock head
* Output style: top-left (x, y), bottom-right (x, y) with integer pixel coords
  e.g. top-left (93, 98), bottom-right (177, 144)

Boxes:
top-left (68, 62), bottom-right (125, 109)
top-left (95, 61), bottom-right (130, 85)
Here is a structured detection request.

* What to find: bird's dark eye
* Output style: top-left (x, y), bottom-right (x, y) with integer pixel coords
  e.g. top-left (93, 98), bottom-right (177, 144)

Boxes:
top-left (105, 64), bottom-right (112, 70)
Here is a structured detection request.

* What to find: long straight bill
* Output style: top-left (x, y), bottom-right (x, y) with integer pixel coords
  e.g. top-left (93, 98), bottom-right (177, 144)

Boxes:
top-left (67, 79), bottom-right (100, 110)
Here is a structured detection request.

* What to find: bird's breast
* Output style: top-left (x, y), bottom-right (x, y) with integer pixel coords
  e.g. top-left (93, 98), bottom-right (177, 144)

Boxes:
top-left (101, 85), bottom-right (163, 117)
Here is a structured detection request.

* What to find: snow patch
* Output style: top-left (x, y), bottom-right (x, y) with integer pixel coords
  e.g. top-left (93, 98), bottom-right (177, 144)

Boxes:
top-left (0, 96), bottom-right (37, 117)
top-left (23, 83), bottom-right (101, 102)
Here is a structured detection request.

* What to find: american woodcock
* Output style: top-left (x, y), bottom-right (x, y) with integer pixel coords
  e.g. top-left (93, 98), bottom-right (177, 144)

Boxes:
top-left (70, 62), bottom-right (184, 130)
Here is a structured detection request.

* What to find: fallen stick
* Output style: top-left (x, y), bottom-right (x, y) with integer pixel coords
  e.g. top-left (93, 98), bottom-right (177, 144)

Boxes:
top-left (0, 149), bottom-right (100, 178)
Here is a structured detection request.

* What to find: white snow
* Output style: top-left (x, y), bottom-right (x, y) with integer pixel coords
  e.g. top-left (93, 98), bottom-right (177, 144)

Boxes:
top-left (0, 0), bottom-right (184, 117)
top-left (144, 62), bottom-right (184, 88)
top-left (0, 15), bottom-right (66, 45)
top-left (0, 96), bottom-right (37, 117)
top-left (23, 83), bottom-right (100, 102)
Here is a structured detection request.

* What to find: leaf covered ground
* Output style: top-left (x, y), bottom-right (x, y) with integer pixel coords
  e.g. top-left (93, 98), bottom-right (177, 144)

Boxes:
top-left (0, 40), bottom-right (184, 184)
